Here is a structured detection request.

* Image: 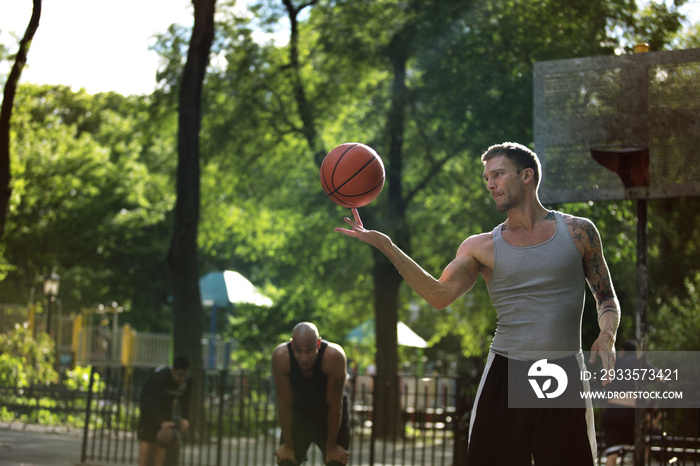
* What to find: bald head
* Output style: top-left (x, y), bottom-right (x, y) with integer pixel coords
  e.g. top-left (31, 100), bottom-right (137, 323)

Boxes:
top-left (292, 322), bottom-right (320, 342)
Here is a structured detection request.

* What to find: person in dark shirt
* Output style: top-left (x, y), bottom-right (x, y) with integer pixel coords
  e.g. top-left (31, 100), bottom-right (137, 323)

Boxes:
top-left (602, 340), bottom-right (660, 466)
top-left (137, 356), bottom-right (191, 466)
top-left (272, 322), bottom-right (350, 465)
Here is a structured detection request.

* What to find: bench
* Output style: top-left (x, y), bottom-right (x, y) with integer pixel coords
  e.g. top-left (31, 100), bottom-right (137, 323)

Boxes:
top-left (601, 435), bottom-right (700, 464)
top-left (649, 434), bottom-right (700, 463)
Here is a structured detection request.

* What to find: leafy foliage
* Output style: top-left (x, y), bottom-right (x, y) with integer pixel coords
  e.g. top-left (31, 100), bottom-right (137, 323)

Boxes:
top-left (648, 272), bottom-right (700, 351)
top-left (0, 85), bottom-right (175, 330)
top-left (1, 0), bottom-right (697, 375)
top-left (0, 324), bottom-right (57, 387)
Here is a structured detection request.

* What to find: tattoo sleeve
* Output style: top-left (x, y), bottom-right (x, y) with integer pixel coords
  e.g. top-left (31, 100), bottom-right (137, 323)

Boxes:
top-left (571, 217), bottom-right (620, 320)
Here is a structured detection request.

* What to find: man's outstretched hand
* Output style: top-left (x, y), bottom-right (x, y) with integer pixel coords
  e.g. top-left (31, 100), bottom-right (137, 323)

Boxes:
top-left (335, 208), bottom-right (365, 237)
top-left (335, 208), bottom-right (389, 250)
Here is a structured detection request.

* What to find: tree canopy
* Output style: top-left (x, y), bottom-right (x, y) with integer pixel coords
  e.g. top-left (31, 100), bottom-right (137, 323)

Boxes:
top-left (1, 0), bottom-right (698, 378)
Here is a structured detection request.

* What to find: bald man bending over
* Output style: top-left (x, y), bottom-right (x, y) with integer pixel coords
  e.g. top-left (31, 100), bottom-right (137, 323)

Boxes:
top-left (272, 322), bottom-right (350, 466)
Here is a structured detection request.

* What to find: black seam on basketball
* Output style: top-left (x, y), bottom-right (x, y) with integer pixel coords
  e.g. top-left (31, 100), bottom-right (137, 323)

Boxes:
top-left (339, 177), bottom-right (384, 198)
top-left (331, 155), bottom-right (376, 195)
top-left (327, 144), bottom-right (359, 196)
top-left (320, 158), bottom-right (333, 195)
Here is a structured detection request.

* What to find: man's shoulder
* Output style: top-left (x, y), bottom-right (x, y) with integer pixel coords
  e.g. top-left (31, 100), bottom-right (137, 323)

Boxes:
top-left (460, 230), bottom-right (494, 249)
top-left (272, 342), bottom-right (291, 358)
top-left (324, 341), bottom-right (346, 358)
top-left (151, 366), bottom-right (171, 380)
top-left (271, 342), bottom-right (291, 370)
top-left (322, 342), bottom-right (347, 373)
top-left (456, 231), bottom-right (495, 265)
top-left (559, 213), bottom-right (601, 241)
top-left (559, 212), bottom-right (596, 229)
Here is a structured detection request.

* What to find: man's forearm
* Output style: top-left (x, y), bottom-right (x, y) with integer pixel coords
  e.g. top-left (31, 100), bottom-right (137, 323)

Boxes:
top-left (278, 403), bottom-right (294, 448)
top-left (371, 234), bottom-right (452, 309)
top-left (325, 400), bottom-right (343, 450)
top-left (598, 298), bottom-right (620, 337)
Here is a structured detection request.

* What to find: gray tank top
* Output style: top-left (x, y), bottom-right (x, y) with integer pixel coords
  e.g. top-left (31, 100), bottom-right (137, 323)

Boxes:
top-left (486, 211), bottom-right (586, 359)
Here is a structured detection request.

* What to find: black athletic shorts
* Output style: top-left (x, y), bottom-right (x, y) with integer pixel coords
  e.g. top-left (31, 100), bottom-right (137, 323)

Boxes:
top-left (281, 396), bottom-right (351, 465)
top-left (603, 407), bottom-right (635, 448)
top-left (137, 417), bottom-right (161, 442)
top-left (467, 352), bottom-right (596, 466)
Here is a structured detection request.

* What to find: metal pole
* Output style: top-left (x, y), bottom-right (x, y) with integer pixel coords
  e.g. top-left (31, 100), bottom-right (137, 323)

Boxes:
top-left (634, 198), bottom-right (648, 466)
top-left (46, 297), bottom-right (53, 337)
top-left (112, 309), bottom-right (119, 364)
top-left (209, 303), bottom-right (217, 369)
top-left (216, 370), bottom-right (226, 466)
top-left (81, 365), bottom-right (96, 463)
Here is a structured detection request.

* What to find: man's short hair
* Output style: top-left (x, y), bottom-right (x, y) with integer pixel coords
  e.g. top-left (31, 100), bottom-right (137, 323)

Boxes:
top-left (481, 142), bottom-right (542, 187)
top-left (173, 356), bottom-right (190, 370)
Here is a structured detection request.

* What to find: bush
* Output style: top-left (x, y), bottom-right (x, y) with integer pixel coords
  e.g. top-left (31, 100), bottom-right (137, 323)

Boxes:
top-left (63, 365), bottom-right (103, 392)
top-left (0, 324), bottom-right (58, 386)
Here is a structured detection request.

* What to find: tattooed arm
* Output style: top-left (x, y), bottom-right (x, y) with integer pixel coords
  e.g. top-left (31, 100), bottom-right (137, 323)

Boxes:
top-left (567, 215), bottom-right (621, 382)
top-left (323, 343), bottom-right (350, 465)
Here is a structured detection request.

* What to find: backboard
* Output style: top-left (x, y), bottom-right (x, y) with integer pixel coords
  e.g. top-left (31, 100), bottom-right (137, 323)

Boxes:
top-left (534, 48), bottom-right (700, 203)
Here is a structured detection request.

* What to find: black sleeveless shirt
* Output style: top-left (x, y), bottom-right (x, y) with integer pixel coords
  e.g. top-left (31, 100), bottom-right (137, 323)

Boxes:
top-left (287, 340), bottom-right (330, 423)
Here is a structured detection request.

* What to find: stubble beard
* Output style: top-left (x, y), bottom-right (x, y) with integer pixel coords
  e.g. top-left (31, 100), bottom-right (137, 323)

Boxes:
top-left (496, 185), bottom-right (525, 212)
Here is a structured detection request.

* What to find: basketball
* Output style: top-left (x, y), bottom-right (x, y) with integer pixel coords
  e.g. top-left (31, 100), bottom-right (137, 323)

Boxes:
top-left (156, 426), bottom-right (180, 448)
top-left (320, 143), bottom-right (385, 208)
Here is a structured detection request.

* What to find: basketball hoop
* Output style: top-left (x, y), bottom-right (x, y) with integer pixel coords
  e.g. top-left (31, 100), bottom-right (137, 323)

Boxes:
top-left (590, 145), bottom-right (649, 188)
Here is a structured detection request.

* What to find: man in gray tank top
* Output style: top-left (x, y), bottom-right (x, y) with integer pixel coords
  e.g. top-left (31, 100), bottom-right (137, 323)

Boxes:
top-left (336, 142), bottom-right (620, 465)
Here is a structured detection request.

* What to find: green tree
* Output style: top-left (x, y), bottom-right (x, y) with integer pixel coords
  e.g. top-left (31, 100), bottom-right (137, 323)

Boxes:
top-left (648, 272), bottom-right (700, 351)
top-left (0, 0), bottom-right (692, 392)
top-left (0, 85), bottom-right (175, 329)
top-left (191, 0), bottom-right (689, 434)
top-left (1, 0), bottom-right (41, 243)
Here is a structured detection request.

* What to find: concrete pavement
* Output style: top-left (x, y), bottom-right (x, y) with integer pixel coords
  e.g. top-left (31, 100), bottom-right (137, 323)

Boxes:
top-left (0, 423), bottom-right (84, 466)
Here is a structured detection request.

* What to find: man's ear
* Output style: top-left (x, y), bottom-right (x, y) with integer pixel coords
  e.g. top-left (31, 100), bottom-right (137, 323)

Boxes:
top-left (522, 167), bottom-right (535, 184)
top-left (317, 338), bottom-right (322, 348)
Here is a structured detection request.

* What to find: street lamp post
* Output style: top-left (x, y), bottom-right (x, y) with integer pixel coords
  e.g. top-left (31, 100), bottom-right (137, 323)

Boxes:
top-left (43, 269), bottom-right (61, 337)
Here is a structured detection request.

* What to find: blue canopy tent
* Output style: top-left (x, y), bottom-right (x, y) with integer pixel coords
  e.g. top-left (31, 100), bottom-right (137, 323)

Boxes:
top-left (346, 319), bottom-right (428, 348)
top-left (200, 270), bottom-right (273, 307)
top-left (199, 270), bottom-right (273, 368)
top-left (346, 319), bottom-right (429, 375)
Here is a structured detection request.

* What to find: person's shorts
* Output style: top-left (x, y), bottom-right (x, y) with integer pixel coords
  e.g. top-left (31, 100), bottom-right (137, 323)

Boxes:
top-left (467, 352), bottom-right (596, 466)
top-left (285, 396), bottom-right (351, 464)
top-left (603, 407), bottom-right (635, 447)
top-left (137, 418), bottom-right (160, 442)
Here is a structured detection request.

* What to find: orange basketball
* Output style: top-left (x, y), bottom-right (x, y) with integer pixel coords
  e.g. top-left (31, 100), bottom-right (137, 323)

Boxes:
top-left (320, 143), bottom-right (385, 208)
top-left (156, 426), bottom-right (180, 448)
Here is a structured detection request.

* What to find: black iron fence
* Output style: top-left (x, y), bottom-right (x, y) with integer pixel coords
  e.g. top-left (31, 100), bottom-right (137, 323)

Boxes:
top-left (79, 366), bottom-right (469, 466)
top-left (1, 366), bottom-right (699, 465)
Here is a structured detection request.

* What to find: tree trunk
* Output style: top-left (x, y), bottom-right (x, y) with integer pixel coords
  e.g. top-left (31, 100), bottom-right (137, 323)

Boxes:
top-left (167, 0), bottom-right (216, 433)
top-left (281, 0), bottom-right (325, 164)
top-left (371, 254), bottom-right (404, 438)
top-left (0, 0), bottom-right (41, 241)
top-left (372, 31), bottom-right (410, 439)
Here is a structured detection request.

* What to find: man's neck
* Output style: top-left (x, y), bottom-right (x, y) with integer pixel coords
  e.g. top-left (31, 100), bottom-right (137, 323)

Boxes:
top-left (504, 201), bottom-right (549, 232)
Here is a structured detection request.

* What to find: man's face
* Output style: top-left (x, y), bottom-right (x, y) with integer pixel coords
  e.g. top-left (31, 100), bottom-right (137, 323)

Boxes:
top-left (483, 155), bottom-right (526, 212)
top-left (171, 368), bottom-right (189, 384)
top-left (291, 336), bottom-right (320, 372)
